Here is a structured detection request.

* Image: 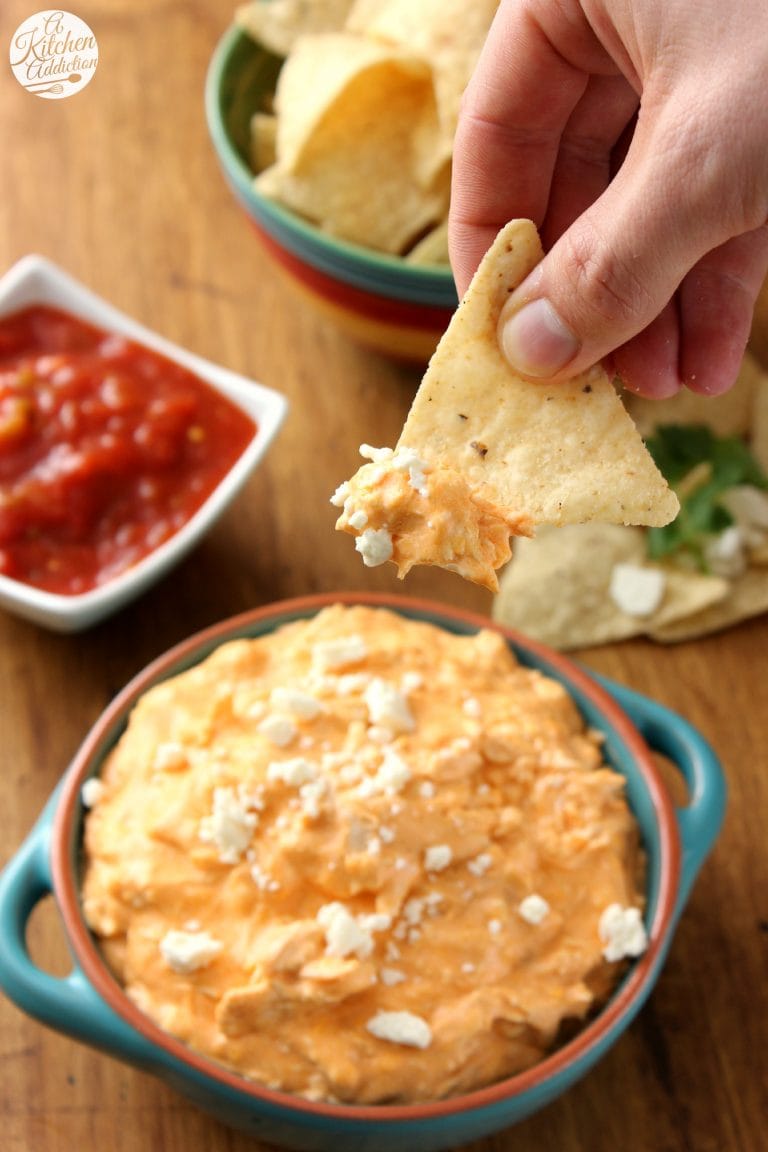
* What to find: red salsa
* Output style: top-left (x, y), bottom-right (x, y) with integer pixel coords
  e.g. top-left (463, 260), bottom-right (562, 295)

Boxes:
top-left (0, 305), bottom-right (256, 595)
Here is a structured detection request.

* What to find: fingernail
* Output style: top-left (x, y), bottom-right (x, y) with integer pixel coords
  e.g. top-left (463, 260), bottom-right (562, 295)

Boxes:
top-left (499, 298), bottom-right (580, 378)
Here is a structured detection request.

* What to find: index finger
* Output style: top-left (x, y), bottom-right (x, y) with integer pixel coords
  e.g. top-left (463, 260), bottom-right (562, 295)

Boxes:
top-left (449, 0), bottom-right (600, 296)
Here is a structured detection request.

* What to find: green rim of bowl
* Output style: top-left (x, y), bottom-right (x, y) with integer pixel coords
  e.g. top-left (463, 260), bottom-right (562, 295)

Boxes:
top-left (204, 24), bottom-right (459, 308)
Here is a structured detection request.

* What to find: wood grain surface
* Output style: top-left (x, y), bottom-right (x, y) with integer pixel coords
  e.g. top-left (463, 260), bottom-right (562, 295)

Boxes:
top-left (0, 4), bottom-right (766, 1151)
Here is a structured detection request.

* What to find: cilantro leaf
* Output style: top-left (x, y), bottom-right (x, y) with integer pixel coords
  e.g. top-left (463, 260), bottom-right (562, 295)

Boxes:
top-left (644, 423), bottom-right (768, 570)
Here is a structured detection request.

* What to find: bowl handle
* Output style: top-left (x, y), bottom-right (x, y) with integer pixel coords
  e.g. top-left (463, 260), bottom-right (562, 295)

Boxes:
top-left (0, 791), bottom-right (160, 1070)
top-left (595, 675), bottom-right (727, 916)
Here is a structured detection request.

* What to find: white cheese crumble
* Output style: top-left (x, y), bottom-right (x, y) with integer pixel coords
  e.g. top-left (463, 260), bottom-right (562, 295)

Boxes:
top-left (488, 918), bottom-right (503, 936)
top-left (270, 687), bottom-right (323, 719)
top-left (160, 929), bottom-right (223, 974)
top-left (390, 447), bottom-right (429, 496)
top-left (329, 480), bottom-right (351, 507)
top-left (81, 777), bottom-right (105, 808)
top-left (152, 741), bottom-right (188, 772)
top-left (467, 852), bottom-right (493, 877)
top-left (418, 780), bottom-right (436, 799)
top-left (267, 757), bottom-right (319, 787)
top-left (518, 894), bottom-right (550, 925)
top-left (347, 508), bottom-right (368, 531)
top-left (258, 713), bottom-right (298, 747)
top-left (357, 748), bottom-right (412, 797)
top-left (598, 903), bottom-right (649, 962)
top-left (316, 902), bottom-right (374, 959)
top-left (359, 444), bottom-right (395, 463)
top-left (364, 678), bottom-right (415, 733)
top-left (400, 671), bottom-right (423, 694)
top-left (609, 563), bottom-right (666, 617)
top-left (198, 786), bottom-right (259, 863)
top-left (366, 1010), bottom-right (432, 1049)
top-left (379, 967), bottom-right (407, 986)
top-left (424, 844), bottom-right (452, 872)
top-left (313, 634), bottom-right (368, 671)
top-left (703, 524), bottom-right (747, 578)
top-left (299, 777), bottom-right (329, 818)
top-left (355, 527), bottom-right (393, 567)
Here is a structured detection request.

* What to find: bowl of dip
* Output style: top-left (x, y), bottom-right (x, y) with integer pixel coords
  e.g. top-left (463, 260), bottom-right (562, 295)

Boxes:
top-left (205, 24), bottom-right (458, 364)
top-left (0, 255), bottom-right (287, 630)
top-left (0, 593), bottom-right (725, 1150)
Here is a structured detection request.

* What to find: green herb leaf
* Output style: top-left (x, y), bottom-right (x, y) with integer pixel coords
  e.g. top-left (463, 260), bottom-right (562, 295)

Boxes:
top-left (644, 423), bottom-right (768, 569)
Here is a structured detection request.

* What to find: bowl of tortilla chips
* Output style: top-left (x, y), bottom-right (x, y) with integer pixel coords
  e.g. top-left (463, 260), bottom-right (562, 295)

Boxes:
top-left (204, 2), bottom-right (498, 361)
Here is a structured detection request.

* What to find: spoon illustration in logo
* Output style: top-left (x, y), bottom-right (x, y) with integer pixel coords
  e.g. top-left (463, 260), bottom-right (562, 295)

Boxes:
top-left (24, 73), bottom-right (82, 95)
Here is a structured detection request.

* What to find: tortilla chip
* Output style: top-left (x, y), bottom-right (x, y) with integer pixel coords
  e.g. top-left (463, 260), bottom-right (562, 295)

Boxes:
top-left (346, 0), bottom-right (499, 157)
top-left (258, 34), bottom-right (446, 253)
top-left (250, 111), bottom-right (277, 172)
top-left (398, 220), bottom-right (679, 528)
top-left (236, 0), bottom-right (356, 57)
top-left (623, 350), bottom-right (766, 440)
top-left (751, 375), bottom-right (768, 473)
top-left (649, 566), bottom-right (768, 642)
top-left (492, 524), bottom-right (728, 651)
top-left (404, 219), bottom-right (449, 266)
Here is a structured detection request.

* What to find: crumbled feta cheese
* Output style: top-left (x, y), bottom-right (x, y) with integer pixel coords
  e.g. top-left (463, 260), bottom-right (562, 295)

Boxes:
top-left (299, 777), bottom-right (329, 818)
top-left (313, 634), bottom-right (368, 671)
top-left (316, 902), bottom-right (374, 959)
top-left (198, 786), bottom-right (259, 863)
top-left (348, 508), bottom-right (368, 531)
top-left (598, 903), bottom-right (649, 962)
top-left (267, 757), bottom-right (318, 787)
top-left (366, 1010), bottom-right (432, 1049)
top-left (400, 671), bottom-right (423, 694)
top-left (364, 678), bottom-right (415, 733)
top-left (703, 524), bottom-right (747, 578)
top-left (335, 672), bottom-right (371, 695)
top-left (359, 913), bottom-right (392, 933)
top-left (357, 748), bottom-right (412, 797)
top-left (518, 894), bottom-right (550, 925)
top-left (609, 563), bottom-right (666, 617)
top-left (355, 527), bottom-right (393, 567)
top-left (379, 967), bottom-right (407, 986)
top-left (403, 898), bottom-right (424, 925)
top-left (467, 852), bottom-right (493, 877)
top-left (269, 686), bottom-right (322, 719)
top-left (359, 444), bottom-right (395, 463)
top-left (81, 777), bottom-right (105, 808)
top-left (418, 780), bottom-right (436, 799)
top-left (367, 725), bottom-right (395, 745)
top-left (379, 825), bottom-right (395, 844)
top-left (390, 448), bottom-right (429, 495)
top-left (367, 836), bottom-right (381, 855)
top-left (152, 741), bottom-right (188, 772)
top-left (258, 713), bottom-right (298, 747)
top-left (329, 480), bottom-right (351, 507)
top-left (160, 929), bottom-right (223, 974)
top-left (488, 918), bottom-right (502, 936)
top-left (424, 844), bottom-right (452, 872)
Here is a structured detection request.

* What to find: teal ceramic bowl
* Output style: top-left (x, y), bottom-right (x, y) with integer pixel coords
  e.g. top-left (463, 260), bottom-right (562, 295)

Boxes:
top-left (204, 25), bottom-right (458, 363)
top-left (0, 593), bottom-right (725, 1151)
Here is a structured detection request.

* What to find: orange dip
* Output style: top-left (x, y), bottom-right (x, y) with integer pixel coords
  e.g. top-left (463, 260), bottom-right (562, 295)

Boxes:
top-left (82, 605), bottom-right (646, 1104)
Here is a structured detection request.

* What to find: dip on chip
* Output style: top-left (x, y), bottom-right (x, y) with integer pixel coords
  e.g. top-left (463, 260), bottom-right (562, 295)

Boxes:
top-left (82, 605), bottom-right (647, 1105)
top-left (334, 220), bottom-right (678, 590)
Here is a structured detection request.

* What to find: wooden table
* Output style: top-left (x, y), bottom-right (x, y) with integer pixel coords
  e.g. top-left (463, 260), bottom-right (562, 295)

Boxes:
top-left (0, 4), bottom-right (765, 1150)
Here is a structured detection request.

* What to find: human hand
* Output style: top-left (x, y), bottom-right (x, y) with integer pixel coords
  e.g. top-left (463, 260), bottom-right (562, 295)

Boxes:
top-left (449, 0), bottom-right (768, 397)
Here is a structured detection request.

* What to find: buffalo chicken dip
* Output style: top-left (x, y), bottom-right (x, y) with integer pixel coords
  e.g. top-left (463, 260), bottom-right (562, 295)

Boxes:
top-left (82, 605), bottom-right (647, 1104)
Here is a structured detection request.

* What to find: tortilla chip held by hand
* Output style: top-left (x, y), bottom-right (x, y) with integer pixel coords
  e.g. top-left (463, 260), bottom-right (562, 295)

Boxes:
top-left (334, 219), bottom-right (679, 591)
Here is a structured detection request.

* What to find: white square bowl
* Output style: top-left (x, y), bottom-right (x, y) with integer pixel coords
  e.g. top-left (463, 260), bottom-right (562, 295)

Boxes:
top-left (0, 255), bottom-right (288, 631)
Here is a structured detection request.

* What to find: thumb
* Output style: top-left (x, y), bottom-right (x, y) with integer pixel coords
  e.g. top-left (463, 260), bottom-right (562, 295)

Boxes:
top-left (497, 124), bottom-right (756, 382)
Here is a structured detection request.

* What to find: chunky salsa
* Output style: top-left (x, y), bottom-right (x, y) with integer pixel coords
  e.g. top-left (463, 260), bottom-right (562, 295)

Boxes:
top-left (0, 305), bottom-right (256, 596)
